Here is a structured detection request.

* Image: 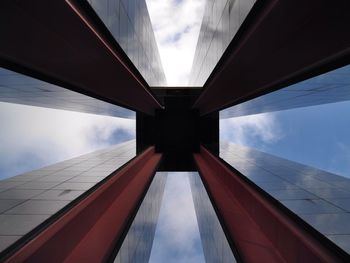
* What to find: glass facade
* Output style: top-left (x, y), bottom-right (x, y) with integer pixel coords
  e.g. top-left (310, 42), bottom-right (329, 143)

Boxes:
top-left (189, 0), bottom-right (256, 86)
top-left (0, 68), bottom-right (135, 118)
top-left (88, 0), bottom-right (166, 86)
top-left (221, 64), bottom-right (350, 118)
top-left (189, 172), bottom-right (237, 263)
top-left (0, 140), bottom-right (136, 252)
top-left (114, 172), bottom-right (167, 263)
top-left (220, 141), bottom-right (350, 253)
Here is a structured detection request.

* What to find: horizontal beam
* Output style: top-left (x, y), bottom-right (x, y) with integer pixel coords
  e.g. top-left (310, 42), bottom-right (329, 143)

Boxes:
top-left (0, 0), bottom-right (162, 115)
top-left (193, 0), bottom-right (350, 115)
top-left (4, 147), bottom-right (161, 263)
top-left (194, 146), bottom-right (346, 262)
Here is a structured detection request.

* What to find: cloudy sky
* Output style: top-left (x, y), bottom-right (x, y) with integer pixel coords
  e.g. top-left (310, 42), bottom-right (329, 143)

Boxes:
top-left (149, 172), bottom-right (205, 263)
top-left (146, 0), bottom-right (205, 86)
top-left (0, 102), bottom-right (135, 180)
top-left (145, 1), bottom-right (207, 262)
top-left (220, 101), bottom-right (350, 178)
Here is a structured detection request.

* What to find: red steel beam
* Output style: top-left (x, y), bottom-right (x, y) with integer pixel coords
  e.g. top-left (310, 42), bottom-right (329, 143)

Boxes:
top-left (0, 0), bottom-right (162, 115)
top-left (194, 146), bottom-right (344, 262)
top-left (5, 147), bottom-right (162, 263)
top-left (193, 0), bottom-right (350, 115)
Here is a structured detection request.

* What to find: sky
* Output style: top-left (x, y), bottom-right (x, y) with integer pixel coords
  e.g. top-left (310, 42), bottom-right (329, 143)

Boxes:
top-left (145, 1), bottom-right (207, 262)
top-left (1, 0), bottom-right (350, 262)
top-left (220, 100), bottom-right (350, 178)
top-left (149, 172), bottom-right (205, 263)
top-left (146, 0), bottom-right (205, 86)
top-left (0, 102), bottom-right (135, 180)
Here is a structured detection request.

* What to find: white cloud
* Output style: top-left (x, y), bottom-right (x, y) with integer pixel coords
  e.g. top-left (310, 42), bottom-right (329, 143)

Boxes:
top-left (0, 102), bottom-right (135, 179)
top-left (146, 0), bottom-right (206, 86)
top-left (328, 142), bottom-right (350, 177)
top-left (220, 112), bottom-right (283, 148)
top-left (149, 172), bottom-right (205, 263)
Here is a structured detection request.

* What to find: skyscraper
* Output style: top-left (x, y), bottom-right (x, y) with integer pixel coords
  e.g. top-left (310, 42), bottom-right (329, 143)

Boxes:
top-left (1, 0), bottom-right (350, 262)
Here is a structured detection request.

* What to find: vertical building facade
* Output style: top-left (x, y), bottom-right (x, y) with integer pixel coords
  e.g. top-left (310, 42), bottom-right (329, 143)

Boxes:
top-left (189, 0), bottom-right (256, 86)
top-left (189, 172), bottom-right (237, 263)
top-left (0, 140), bottom-right (136, 252)
top-left (114, 172), bottom-right (167, 263)
top-left (88, 0), bottom-right (166, 86)
top-left (0, 0), bottom-right (166, 116)
top-left (0, 68), bottom-right (135, 118)
top-left (220, 142), bottom-right (350, 254)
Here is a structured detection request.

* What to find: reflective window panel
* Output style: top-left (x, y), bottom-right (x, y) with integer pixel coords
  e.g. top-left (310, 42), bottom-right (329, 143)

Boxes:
top-left (219, 142), bottom-right (350, 254)
top-left (189, 172), bottom-right (237, 263)
top-left (221, 64), bottom-right (350, 118)
top-left (0, 68), bottom-right (135, 119)
top-left (189, 0), bottom-right (256, 86)
top-left (149, 172), bottom-right (206, 263)
top-left (113, 172), bottom-right (167, 263)
top-left (87, 0), bottom-right (166, 86)
top-left (0, 140), bottom-right (136, 252)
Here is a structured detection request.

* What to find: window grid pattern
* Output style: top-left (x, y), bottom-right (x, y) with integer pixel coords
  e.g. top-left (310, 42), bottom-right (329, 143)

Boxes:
top-left (0, 68), bottom-right (135, 118)
top-left (0, 140), bottom-right (136, 252)
top-left (189, 172), bottom-right (237, 263)
top-left (220, 141), bottom-right (350, 253)
top-left (220, 64), bottom-right (350, 118)
top-left (189, 0), bottom-right (256, 86)
top-left (114, 172), bottom-right (167, 263)
top-left (88, 0), bottom-right (166, 86)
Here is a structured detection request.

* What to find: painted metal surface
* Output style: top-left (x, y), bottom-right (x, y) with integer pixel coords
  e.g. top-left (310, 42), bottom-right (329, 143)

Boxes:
top-left (193, 0), bottom-right (350, 115)
top-left (194, 145), bottom-right (345, 262)
top-left (4, 147), bottom-right (161, 263)
top-left (0, 0), bottom-right (162, 115)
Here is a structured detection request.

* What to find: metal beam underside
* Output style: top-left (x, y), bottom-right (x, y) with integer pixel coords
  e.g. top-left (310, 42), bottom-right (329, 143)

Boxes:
top-left (0, 0), bottom-right (162, 115)
top-left (4, 147), bottom-right (161, 263)
top-left (193, 0), bottom-right (350, 115)
top-left (194, 146), bottom-right (347, 262)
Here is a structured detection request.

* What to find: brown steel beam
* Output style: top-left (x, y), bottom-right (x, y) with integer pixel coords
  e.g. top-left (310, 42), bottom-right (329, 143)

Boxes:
top-left (0, 0), bottom-right (162, 115)
top-left (193, 0), bottom-right (350, 115)
top-left (194, 145), bottom-right (347, 262)
top-left (3, 147), bottom-right (162, 263)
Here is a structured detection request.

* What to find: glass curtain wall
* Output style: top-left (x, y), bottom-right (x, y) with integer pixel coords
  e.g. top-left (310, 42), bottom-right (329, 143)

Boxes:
top-left (220, 64), bottom-right (350, 118)
top-left (88, 0), bottom-right (166, 86)
top-left (189, 0), bottom-right (256, 86)
top-left (0, 68), bottom-right (135, 118)
top-left (114, 172), bottom-right (167, 263)
top-left (219, 60), bottom-right (350, 254)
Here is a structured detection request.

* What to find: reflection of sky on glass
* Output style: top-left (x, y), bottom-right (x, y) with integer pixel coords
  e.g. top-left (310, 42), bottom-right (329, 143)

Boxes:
top-left (149, 172), bottom-right (205, 263)
top-left (0, 68), bottom-right (135, 119)
top-left (220, 65), bottom-right (350, 118)
top-left (220, 100), bottom-right (350, 179)
top-left (0, 102), bottom-right (136, 180)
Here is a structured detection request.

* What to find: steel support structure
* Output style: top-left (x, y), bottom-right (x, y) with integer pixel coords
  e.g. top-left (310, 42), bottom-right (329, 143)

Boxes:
top-left (4, 147), bottom-right (161, 263)
top-left (194, 146), bottom-right (346, 262)
top-left (193, 0), bottom-right (350, 115)
top-left (0, 0), bottom-right (162, 115)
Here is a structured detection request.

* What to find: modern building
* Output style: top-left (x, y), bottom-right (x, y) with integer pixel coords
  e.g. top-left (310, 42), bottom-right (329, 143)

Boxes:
top-left (189, 172), bottom-right (237, 263)
top-left (1, 0), bottom-right (350, 262)
top-left (0, 0), bottom-right (166, 118)
top-left (189, 0), bottom-right (256, 86)
top-left (113, 172), bottom-right (167, 263)
top-left (87, 0), bottom-right (166, 86)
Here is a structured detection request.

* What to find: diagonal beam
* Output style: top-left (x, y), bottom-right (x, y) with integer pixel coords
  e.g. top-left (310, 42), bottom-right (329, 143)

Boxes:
top-left (3, 147), bottom-right (162, 263)
top-left (193, 0), bottom-right (350, 115)
top-left (0, 0), bottom-right (162, 115)
top-left (194, 146), bottom-right (347, 262)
